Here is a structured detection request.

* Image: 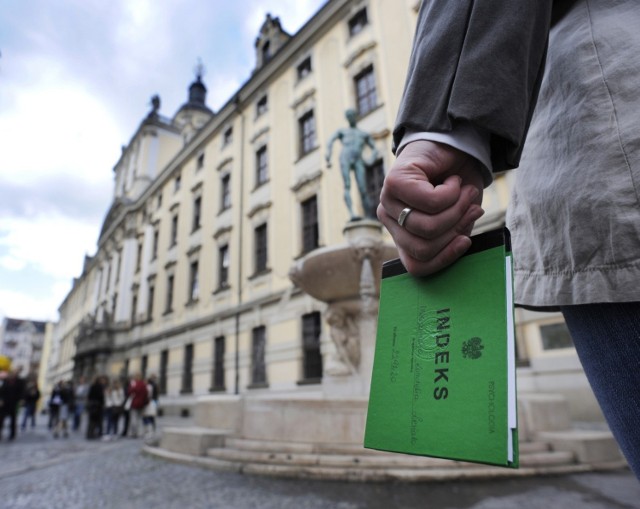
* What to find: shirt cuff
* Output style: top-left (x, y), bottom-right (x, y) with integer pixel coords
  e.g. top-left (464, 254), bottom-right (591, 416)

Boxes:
top-left (397, 122), bottom-right (493, 187)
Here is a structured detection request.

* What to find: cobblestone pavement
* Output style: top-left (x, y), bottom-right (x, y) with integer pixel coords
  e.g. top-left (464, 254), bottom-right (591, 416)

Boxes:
top-left (1, 417), bottom-right (638, 509)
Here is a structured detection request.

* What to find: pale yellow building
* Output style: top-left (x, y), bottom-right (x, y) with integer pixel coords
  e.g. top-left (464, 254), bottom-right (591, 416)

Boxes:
top-left (51, 0), bottom-right (601, 422)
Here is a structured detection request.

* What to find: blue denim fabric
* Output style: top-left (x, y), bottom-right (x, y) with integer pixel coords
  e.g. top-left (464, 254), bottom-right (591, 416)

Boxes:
top-left (561, 302), bottom-right (640, 480)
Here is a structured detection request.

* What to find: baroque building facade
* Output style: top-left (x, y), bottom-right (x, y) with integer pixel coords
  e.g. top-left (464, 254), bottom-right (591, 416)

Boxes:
top-left (50, 0), bottom-right (600, 421)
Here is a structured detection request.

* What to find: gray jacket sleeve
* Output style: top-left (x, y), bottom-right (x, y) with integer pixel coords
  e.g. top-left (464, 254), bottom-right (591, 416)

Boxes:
top-left (394, 0), bottom-right (555, 172)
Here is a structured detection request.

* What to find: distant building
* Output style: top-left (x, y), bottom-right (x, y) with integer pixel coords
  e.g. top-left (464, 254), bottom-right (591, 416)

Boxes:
top-left (49, 0), bottom-right (601, 422)
top-left (0, 317), bottom-right (47, 377)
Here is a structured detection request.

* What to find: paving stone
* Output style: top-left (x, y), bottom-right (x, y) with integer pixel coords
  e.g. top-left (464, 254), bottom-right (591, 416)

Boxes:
top-left (0, 418), bottom-right (637, 509)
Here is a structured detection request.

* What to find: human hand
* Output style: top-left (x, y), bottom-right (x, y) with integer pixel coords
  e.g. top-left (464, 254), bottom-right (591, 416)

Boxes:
top-left (377, 140), bottom-right (485, 276)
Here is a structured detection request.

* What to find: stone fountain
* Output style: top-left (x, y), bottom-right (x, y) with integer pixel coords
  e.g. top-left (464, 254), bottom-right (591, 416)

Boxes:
top-left (289, 219), bottom-right (397, 400)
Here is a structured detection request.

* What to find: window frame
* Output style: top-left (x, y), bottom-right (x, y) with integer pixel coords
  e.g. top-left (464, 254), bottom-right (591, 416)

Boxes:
top-left (218, 244), bottom-right (230, 289)
top-left (251, 326), bottom-right (267, 386)
top-left (254, 223), bottom-right (268, 275)
top-left (170, 213), bottom-right (179, 248)
top-left (348, 7), bottom-right (369, 37)
top-left (255, 145), bottom-right (269, 187)
top-left (365, 158), bottom-right (385, 214)
top-left (354, 65), bottom-right (377, 117)
top-left (165, 274), bottom-right (174, 314)
top-left (301, 195), bottom-right (319, 254)
top-left (223, 127), bottom-right (233, 147)
top-left (298, 110), bottom-right (317, 157)
top-left (301, 312), bottom-right (323, 381)
top-left (192, 195), bottom-right (202, 232)
top-left (220, 173), bottom-right (231, 211)
top-left (188, 260), bottom-right (199, 303)
top-left (212, 335), bottom-right (226, 391)
top-left (181, 343), bottom-right (194, 394)
top-left (256, 95), bottom-right (268, 117)
top-left (296, 56), bottom-right (312, 81)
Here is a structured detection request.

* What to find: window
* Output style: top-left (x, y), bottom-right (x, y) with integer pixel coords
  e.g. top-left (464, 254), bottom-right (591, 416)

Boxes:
top-left (540, 322), bottom-right (574, 350)
top-left (256, 95), bottom-right (268, 117)
top-left (174, 175), bottom-right (181, 193)
top-left (170, 214), bottom-right (178, 247)
top-left (141, 355), bottom-right (148, 379)
top-left (251, 326), bottom-right (267, 385)
top-left (106, 262), bottom-right (113, 292)
top-left (189, 260), bottom-right (199, 302)
top-left (192, 196), bottom-right (202, 232)
top-left (256, 146), bottom-right (268, 186)
top-left (262, 41), bottom-right (271, 64)
top-left (348, 7), bottom-right (368, 36)
top-left (181, 343), bottom-right (194, 394)
top-left (301, 196), bottom-right (319, 253)
top-left (218, 244), bottom-right (230, 288)
top-left (165, 274), bottom-right (174, 313)
top-left (366, 159), bottom-right (385, 213)
top-left (135, 244), bottom-right (142, 273)
top-left (299, 110), bottom-right (317, 156)
top-left (302, 312), bottom-right (323, 380)
top-left (147, 283), bottom-right (155, 320)
top-left (157, 193), bottom-right (162, 209)
top-left (112, 292), bottom-right (118, 315)
top-left (212, 336), bottom-right (225, 390)
top-left (152, 229), bottom-right (159, 260)
top-left (115, 251), bottom-right (121, 283)
top-left (159, 350), bottom-right (168, 395)
top-left (223, 127), bottom-right (233, 146)
top-left (297, 56), bottom-right (312, 80)
top-left (131, 293), bottom-right (138, 324)
top-left (221, 174), bottom-right (231, 211)
top-left (254, 223), bottom-right (268, 274)
top-left (355, 65), bottom-right (377, 117)
top-left (196, 153), bottom-right (205, 170)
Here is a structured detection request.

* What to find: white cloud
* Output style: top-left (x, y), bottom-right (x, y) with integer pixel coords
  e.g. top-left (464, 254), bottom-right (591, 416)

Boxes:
top-left (0, 0), bottom-right (327, 324)
top-left (0, 214), bottom-right (97, 280)
top-left (0, 62), bottom-right (121, 187)
top-left (0, 288), bottom-right (63, 322)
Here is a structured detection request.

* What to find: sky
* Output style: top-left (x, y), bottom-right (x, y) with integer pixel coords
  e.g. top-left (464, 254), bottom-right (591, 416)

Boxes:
top-left (0, 0), bottom-right (327, 323)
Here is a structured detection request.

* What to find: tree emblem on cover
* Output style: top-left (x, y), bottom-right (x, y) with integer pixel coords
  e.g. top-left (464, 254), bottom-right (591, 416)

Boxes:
top-left (462, 337), bottom-right (484, 360)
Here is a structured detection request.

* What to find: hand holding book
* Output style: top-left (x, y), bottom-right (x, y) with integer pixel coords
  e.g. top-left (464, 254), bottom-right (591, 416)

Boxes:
top-left (364, 228), bottom-right (518, 468)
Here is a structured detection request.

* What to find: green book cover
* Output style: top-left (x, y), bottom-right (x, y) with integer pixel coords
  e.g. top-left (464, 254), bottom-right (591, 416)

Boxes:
top-left (364, 227), bottom-right (518, 468)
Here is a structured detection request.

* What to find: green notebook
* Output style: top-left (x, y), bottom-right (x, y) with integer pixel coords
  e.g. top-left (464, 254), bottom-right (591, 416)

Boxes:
top-left (364, 227), bottom-right (518, 468)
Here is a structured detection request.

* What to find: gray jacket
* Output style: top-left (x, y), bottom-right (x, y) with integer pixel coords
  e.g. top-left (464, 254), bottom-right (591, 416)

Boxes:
top-left (395, 0), bottom-right (640, 308)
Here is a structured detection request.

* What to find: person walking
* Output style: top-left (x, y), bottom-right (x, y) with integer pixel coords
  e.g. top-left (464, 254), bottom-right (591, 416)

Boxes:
top-left (0, 369), bottom-right (24, 441)
top-left (86, 376), bottom-right (106, 440)
top-left (142, 374), bottom-right (159, 437)
top-left (72, 376), bottom-right (88, 432)
top-left (104, 379), bottom-right (125, 439)
top-left (127, 373), bottom-right (148, 438)
top-left (20, 377), bottom-right (40, 431)
top-left (53, 380), bottom-right (73, 438)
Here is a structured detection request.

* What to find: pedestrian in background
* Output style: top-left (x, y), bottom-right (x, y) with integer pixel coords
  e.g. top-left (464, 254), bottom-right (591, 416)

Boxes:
top-left (143, 374), bottom-right (159, 437)
top-left (53, 380), bottom-right (73, 438)
top-left (0, 369), bottom-right (24, 441)
top-left (104, 379), bottom-right (125, 440)
top-left (73, 375), bottom-right (88, 432)
top-left (127, 373), bottom-right (148, 438)
top-left (86, 376), bottom-right (105, 440)
top-left (20, 377), bottom-right (40, 431)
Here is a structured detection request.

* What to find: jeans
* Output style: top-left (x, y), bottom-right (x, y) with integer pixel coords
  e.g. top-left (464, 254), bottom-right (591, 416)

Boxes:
top-left (561, 302), bottom-right (640, 479)
top-left (21, 402), bottom-right (37, 429)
